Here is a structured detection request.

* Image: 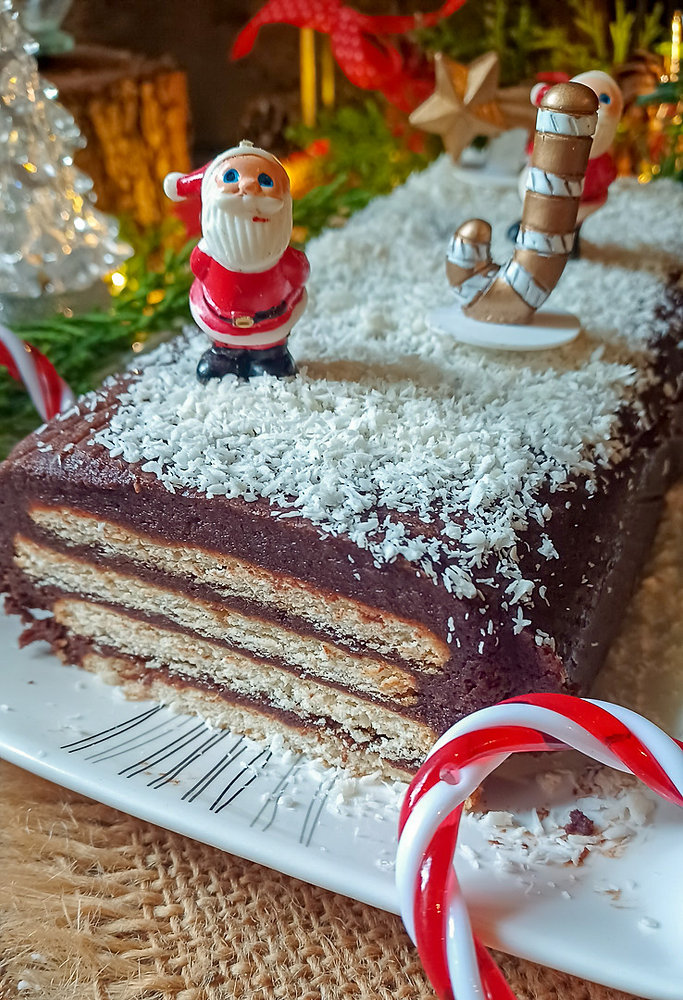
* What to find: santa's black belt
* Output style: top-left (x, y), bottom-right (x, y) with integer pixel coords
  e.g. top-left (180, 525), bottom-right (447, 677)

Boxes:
top-left (205, 296), bottom-right (288, 328)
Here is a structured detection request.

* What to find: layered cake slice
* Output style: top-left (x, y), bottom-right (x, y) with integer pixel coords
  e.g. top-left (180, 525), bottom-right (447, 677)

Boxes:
top-left (1, 161), bottom-right (682, 777)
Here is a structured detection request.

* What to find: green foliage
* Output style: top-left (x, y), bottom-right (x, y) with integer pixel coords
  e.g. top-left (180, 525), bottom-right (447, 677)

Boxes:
top-left (609, 0), bottom-right (636, 66)
top-left (292, 174), bottom-right (377, 238)
top-left (417, 0), bottom-right (545, 85)
top-left (637, 80), bottom-right (681, 106)
top-left (288, 100), bottom-right (435, 238)
top-left (640, 5), bottom-right (666, 52)
top-left (637, 80), bottom-right (683, 182)
top-left (417, 0), bottom-right (667, 83)
top-left (569, 0), bottom-right (610, 66)
top-left (0, 225), bottom-right (193, 457)
top-left (653, 119), bottom-right (683, 182)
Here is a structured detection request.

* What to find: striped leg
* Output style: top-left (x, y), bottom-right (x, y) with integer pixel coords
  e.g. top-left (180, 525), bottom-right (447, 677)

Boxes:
top-left (459, 82), bottom-right (599, 326)
top-left (446, 219), bottom-right (498, 306)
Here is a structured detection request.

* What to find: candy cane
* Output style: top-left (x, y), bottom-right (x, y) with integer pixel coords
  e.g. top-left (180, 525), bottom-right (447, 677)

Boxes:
top-left (396, 694), bottom-right (683, 1000)
top-left (0, 323), bottom-right (74, 422)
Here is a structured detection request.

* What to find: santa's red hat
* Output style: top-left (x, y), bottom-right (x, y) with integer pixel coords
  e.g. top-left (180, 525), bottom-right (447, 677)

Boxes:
top-left (529, 72), bottom-right (571, 108)
top-left (163, 140), bottom-right (285, 202)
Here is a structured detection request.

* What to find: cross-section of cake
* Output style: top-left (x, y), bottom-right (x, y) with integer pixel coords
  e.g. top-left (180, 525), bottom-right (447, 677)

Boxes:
top-left (1, 162), bottom-right (682, 778)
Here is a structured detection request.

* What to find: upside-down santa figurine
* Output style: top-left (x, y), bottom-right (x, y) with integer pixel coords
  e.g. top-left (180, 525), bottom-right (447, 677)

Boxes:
top-left (517, 70), bottom-right (623, 235)
top-left (164, 140), bottom-right (309, 382)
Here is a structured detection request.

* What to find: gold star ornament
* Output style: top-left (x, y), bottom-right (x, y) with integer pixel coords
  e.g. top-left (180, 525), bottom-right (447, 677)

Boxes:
top-left (410, 51), bottom-right (536, 162)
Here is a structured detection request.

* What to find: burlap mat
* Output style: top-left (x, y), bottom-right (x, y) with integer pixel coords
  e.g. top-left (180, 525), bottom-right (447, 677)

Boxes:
top-left (0, 760), bottom-right (642, 1000)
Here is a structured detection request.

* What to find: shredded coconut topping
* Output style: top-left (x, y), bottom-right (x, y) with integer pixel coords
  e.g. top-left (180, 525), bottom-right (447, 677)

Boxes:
top-left (93, 161), bottom-right (682, 611)
top-left (467, 759), bottom-right (656, 874)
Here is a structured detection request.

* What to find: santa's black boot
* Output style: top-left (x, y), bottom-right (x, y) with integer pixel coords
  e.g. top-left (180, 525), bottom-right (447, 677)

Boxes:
top-left (570, 223), bottom-right (583, 259)
top-left (246, 343), bottom-right (298, 378)
top-left (507, 220), bottom-right (521, 243)
top-left (196, 345), bottom-right (243, 383)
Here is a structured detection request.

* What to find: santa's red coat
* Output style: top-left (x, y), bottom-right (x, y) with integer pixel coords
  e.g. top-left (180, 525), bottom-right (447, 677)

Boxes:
top-left (189, 244), bottom-right (310, 349)
top-left (581, 152), bottom-right (618, 208)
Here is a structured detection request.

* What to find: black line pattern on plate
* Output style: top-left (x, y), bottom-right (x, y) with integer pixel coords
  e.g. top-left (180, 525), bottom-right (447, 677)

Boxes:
top-left (148, 728), bottom-right (232, 790)
top-left (60, 705), bottom-right (327, 845)
top-left (118, 720), bottom-right (208, 778)
top-left (182, 736), bottom-right (246, 802)
top-left (85, 715), bottom-right (193, 763)
top-left (61, 706), bottom-right (163, 749)
top-left (300, 773), bottom-right (336, 847)
top-left (250, 760), bottom-right (301, 833)
top-left (212, 747), bottom-right (272, 814)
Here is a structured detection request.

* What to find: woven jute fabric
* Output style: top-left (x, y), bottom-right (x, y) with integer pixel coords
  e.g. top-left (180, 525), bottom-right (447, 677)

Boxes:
top-left (0, 760), bottom-right (642, 1000)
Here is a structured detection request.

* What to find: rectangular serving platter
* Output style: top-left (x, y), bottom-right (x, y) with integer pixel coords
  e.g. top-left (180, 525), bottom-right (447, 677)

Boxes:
top-left (2, 612), bottom-right (683, 1000)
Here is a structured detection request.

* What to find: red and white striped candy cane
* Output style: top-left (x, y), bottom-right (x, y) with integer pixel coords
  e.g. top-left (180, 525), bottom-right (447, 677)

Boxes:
top-left (396, 694), bottom-right (683, 1000)
top-left (0, 322), bottom-right (74, 422)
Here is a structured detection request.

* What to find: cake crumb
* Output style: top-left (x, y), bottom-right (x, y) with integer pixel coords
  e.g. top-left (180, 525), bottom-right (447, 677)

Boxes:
top-left (564, 809), bottom-right (595, 836)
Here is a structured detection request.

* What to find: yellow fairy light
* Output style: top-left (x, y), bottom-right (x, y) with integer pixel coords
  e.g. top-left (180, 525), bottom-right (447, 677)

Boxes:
top-left (22, 161), bottom-right (36, 173)
top-left (670, 10), bottom-right (682, 82)
top-left (320, 35), bottom-right (335, 110)
top-left (300, 28), bottom-right (317, 128)
top-left (146, 288), bottom-right (165, 305)
top-left (110, 271), bottom-right (126, 288)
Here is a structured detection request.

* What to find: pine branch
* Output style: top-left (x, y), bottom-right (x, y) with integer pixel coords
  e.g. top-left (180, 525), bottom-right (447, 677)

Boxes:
top-left (638, 3), bottom-right (665, 50)
top-left (609, 0), bottom-right (636, 67)
top-left (568, 0), bottom-right (609, 65)
top-left (0, 228), bottom-right (193, 458)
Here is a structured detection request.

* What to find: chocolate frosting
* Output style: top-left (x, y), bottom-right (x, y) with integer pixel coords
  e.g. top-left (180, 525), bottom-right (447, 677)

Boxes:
top-left (1, 287), bottom-right (682, 736)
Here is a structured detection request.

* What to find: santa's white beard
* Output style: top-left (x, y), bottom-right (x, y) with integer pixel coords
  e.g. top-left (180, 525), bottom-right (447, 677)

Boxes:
top-left (202, 195), bottom-right (293, 273)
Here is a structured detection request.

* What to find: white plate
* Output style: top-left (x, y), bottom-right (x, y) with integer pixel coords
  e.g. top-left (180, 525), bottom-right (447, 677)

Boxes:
top-left (429, 303), bottom-right (581, 351)
top-left (455, 129), bottom-right (528, 190)
top-left (2, 613), bottom-right (683, 1000)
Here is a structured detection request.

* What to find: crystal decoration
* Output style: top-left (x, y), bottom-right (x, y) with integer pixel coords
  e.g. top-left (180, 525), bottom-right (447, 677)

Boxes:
top-left (13, 0), bottom-right (73, 54)
top-left (0, 0), bottom-right (129, 309)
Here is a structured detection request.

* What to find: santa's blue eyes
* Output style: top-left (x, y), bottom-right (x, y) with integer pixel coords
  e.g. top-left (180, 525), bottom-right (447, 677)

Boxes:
top-left (221, 168), bottom-right (275, 187)
top-left (599, 92), bottom-right (611, 104)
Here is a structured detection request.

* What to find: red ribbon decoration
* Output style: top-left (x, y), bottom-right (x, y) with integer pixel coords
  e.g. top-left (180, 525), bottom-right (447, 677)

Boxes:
top-left (231, 0), bottom-right (469, 112)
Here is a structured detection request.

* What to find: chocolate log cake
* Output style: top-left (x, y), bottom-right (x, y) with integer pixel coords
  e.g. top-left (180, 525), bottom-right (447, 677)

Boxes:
top-left (1, 162), bottom-right (682, 778)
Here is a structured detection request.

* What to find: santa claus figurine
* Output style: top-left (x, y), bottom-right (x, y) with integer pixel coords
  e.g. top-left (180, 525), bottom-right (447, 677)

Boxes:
top-left (569, 70), bottom-right (623, 224)
top-left (522, 71), bottom-right (624, 226)
top-left (164, 140), bottom-right (309, 382)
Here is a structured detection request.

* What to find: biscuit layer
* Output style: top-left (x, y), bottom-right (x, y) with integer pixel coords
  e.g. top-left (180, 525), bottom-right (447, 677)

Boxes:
top-left (29, 505), bottom-right (448, 668)
top-left (53, 597), bottom-right (435, 763)
top-left (70, 649), bottom-right (418, 780)
top-left (15, 536), bottom-right (418, 702)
